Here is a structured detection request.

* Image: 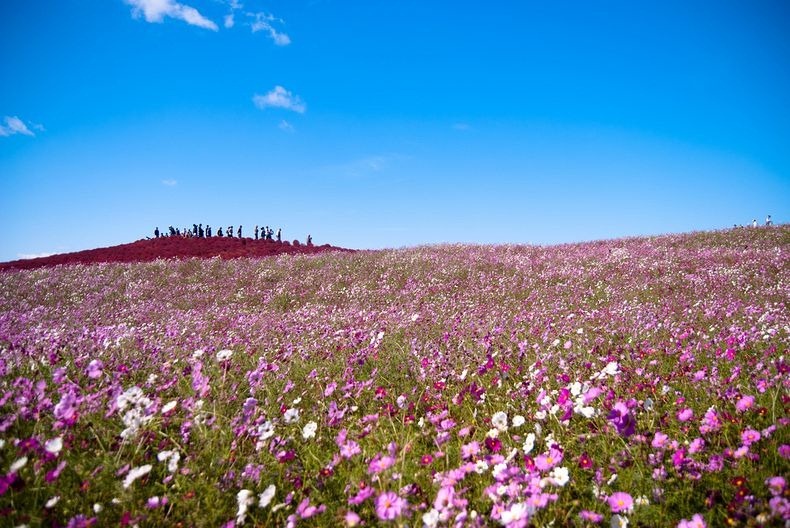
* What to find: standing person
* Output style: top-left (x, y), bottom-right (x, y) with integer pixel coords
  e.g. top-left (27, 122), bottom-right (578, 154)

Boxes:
top-left (264, 226), bottom-right (270, 240)
top-left (217, 227), bottom-right (223, 237)
top-left (228, 225), bottom-right (233, 237)
top-left (237, 225), bottom-right (242, 238)
top-left (255, 225), bottom-right (259, 240)
top-left (276, 228), bottom-right (281, 242)
top-left (199, 224), bottom-right (204, 238)
top-left (766, 215), bottom-right (773, 226)
top-left (752, 219), bottom-right (758, 228)
top-left (207, 225), bottom-right (212, 237)
top-left (307, 234), bottom-right (312, 246)
top-left (154, 227), bottom-right (160, 238)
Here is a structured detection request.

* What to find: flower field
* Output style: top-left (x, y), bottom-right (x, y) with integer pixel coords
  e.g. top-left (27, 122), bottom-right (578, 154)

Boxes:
top-left (0, 227), bottom-right (788, 527)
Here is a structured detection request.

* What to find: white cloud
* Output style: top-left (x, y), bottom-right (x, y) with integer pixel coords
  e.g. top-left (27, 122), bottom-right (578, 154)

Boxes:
top-left (224, 13), bottom-right (234, 28)
top-left (278, 120), bottom-right (295, 132)
top-left (125, 0), bottom-right (218, 31)
top-left (253, 86), bottom-right (306, 113)
top-left (162, 179), bottom-right (178, 186)
top-left (0, 116), bottom-right (35, 137)
top-left (249, 12), bottom-right (290, 45)
top-left (17, 252), bottom-right (54, 260)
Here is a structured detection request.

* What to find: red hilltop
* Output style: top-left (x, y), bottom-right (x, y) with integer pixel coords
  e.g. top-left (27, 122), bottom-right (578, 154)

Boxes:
top-left (0, 236), bottom-right (353, 271)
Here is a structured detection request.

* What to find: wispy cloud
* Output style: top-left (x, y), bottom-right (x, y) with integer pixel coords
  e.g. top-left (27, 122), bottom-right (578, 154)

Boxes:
top-left (0, 116), bottom-right (36, 137)
top-left (453, 123), bottom-right (471, 131)
top-left (162, 179), bottom-right (178, 186)
top-left (253, 86), bottom-right (306, 113)
top-left (17, 252), bottom-right (54, 260)
top-left (278, 119), bottom-right (295, 132)
top-left (125, 0), bottom-right (218, 31)
top-left (249, 12), bottom-right (290, 45)
top-left (319, 154), bottom-right (408, 179)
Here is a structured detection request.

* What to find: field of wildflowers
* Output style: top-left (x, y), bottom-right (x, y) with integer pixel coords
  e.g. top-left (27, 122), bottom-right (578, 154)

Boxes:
top-left (0, 226), bottom-right (788, 527)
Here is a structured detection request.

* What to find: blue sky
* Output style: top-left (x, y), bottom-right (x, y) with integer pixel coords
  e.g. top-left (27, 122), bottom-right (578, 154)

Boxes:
top-left (1, 0), bottom-right (788, 261)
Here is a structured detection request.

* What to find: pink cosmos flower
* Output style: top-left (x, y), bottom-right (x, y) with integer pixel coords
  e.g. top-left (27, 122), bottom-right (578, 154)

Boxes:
top-left (766, 476), bottom-right (786, 496)
top-left (375, 491), bottom-right (407, 521)
top-left (607, 492), bottom-right (633, 513)
top-left (461, 441), bottom-right (480, 459)
top-left (677, 408), bottom-right (693, 422)
top-left (86, 360), bottom-right (103, 379)
top-left (740, 428), bottom-right (760, 446)
top-left (535, 448), bottom-right (563, 471)
top-left (368, 454), bottom-right (395, 475)
top-left (699, 408), bottom-right (721, 434)
top-left (677, 513), bottom-right (706, 527)
top-left (735, 395), bottom-right (754, 412)
top-left (652, 431), bottom-right (669, 449)
top-left (688, 437), bottom-right (705, 454)
top-left (579, 510), bottom-right (604, 523)
top-left (344, 511), bottom-right (361, 526)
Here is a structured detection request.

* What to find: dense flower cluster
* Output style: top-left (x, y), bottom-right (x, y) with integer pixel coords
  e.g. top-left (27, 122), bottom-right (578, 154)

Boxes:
top-left (0, 226), bottom-right (787, 526)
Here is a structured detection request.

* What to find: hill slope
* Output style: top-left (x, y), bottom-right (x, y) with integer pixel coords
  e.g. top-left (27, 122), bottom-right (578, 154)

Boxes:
top-left (0, 236), bottom-right (352, 271)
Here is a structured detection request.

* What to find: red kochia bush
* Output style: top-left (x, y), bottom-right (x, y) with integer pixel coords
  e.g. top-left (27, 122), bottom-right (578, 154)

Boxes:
top-left (0, 237), bottom-right (351, 271)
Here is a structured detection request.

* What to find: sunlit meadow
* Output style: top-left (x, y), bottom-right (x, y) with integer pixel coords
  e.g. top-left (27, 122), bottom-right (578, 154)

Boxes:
top-left (1, 227), bottom-right (788, 527)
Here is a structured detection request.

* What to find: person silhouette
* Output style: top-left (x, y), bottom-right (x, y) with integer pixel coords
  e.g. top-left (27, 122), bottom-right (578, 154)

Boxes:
top-left (154, 227), bottom-right (160, 238)
top-left (276, 228), bottom-right (281, 242)
top-left (766, 215), bottom-right (773, 226)
top-left (237, 225), bottom-right (242, 238)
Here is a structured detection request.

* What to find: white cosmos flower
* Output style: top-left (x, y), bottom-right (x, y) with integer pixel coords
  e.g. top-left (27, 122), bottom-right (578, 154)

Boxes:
top-left (10, 457), bottom-right (28, 472)
top-left (45, 496), bottom-right (60, 508)
top-left (549, 466), bottom-right (570, 486)
top-left (523, 433), bottom-right (536, 454)
top-left (216, 349), bottom-right (233, 362)
top-left (236, 489), bottom-right (255, 525)
top-left (512, 415), bottom-right (525, 428)
top-left (122, 464), bottom-right (152, 489)
top-left (192, 349), bottom-right (205, 358)
top-left (44, 437), bottom-right (63, 455)
top-left (259, 484), bottom-right (276, 508)
top-left (491, 411), bottom-right (508, 431)
top-left (611, 514), bottom-right (629, 528)
top-left (161, 400), bottom-right (178, 414)
top-left (283, 408), bottom-right (300, 423)
top-left (302, 421), bottom-right (317, 439)
top-left (474, 460), bottom-right (489, 474)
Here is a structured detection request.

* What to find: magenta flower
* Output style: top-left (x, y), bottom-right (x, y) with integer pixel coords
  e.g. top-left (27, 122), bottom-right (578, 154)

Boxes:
top-left (607, 492), bottom-right (633, 513)
top-left (54, 391), bottom-right (78, 422)
top-left (375, 491), bottom-right (407, 521)
top-left (607, 402), bottom-right (635, 437)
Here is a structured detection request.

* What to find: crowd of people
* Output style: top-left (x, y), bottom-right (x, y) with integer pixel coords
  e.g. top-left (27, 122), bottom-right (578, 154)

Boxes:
top-left (153, 224), bottom-right (312, 246)
top-left (736, 215), bottom-right (773, 228)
